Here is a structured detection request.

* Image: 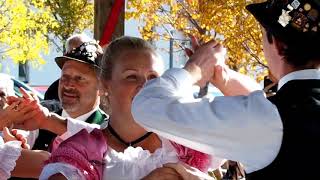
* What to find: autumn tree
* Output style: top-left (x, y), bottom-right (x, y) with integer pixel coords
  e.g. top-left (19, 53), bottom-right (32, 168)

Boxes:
top-left (126, 0), bottom-right (267, 81)
top-left (44, 0), bottom-right (94, 52)
top-left (0, 0), bottom-right (57, 65)
top-left (0, 0), bottom-right (93, 66)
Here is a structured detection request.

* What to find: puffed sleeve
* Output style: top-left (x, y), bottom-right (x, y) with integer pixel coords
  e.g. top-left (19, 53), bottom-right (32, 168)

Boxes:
top-left (40, 129), bottom-right (107, 180)
top-left (0, 138), bottom-right (22, 180)
top-left (39, 163), bottom-right (85, 180)
top-left (132, 68), bottom-right (283, 173)
top-left (59, 118), bottom-right (101, 141)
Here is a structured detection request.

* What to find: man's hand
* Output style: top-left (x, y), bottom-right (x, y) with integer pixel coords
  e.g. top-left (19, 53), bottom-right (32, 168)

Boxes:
top-left (184, 37), bottom-right (226, 87)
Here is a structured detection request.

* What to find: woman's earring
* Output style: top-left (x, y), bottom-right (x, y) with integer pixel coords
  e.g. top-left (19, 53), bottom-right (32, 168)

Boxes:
top-left (102, 92), bottom-right (109, 106)
top-left (101, 91), bottom-right (112, 114)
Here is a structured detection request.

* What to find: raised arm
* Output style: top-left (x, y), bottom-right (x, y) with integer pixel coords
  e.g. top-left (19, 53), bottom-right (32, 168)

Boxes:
top-left (132, 39), bottom-right (282, 173)
top-left (184, 37), bottom-right (261, 96)
top-left (211, 65), bottom-right (262, 96)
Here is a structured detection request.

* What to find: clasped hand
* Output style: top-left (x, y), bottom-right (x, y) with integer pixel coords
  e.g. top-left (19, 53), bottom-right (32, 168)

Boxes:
top-left (0, 87), bottom-right (50, 131)
top-left (184, 36), bottom-right (229, 89)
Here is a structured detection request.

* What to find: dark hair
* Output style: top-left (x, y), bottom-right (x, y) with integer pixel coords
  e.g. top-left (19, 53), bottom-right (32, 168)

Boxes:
top-left (99, 36), bottom-right (158, 80)
top-left (265, 27), bottom-right (320, 67)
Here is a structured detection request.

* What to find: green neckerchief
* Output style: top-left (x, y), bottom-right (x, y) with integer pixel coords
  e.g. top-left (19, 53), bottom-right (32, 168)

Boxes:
top-left (85, 109), bottom-right (107, 125)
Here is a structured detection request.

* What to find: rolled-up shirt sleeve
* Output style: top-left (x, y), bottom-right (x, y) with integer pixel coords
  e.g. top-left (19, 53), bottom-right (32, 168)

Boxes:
top-left (132, 68), bottom-right (283, 172)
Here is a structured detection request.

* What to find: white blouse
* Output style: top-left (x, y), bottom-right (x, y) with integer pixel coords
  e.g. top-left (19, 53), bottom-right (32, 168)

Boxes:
top-left (40, 119), bottom-right (218, 180)
top-left (0, 138), bottom-right (22, 180)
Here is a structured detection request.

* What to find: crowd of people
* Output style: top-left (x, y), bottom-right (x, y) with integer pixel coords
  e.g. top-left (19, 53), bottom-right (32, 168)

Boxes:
top-left (0, 0), bottom-right (319, 179)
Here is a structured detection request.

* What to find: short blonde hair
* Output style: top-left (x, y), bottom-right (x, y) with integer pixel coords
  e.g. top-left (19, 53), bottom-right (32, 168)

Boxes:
top-left (65, 34), bottom-right (92, 53)
top-left (0, 73), bottom-right (14, 96)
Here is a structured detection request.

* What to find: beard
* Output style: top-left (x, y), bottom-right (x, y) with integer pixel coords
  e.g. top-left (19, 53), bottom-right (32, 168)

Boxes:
top-left (60, 88), bottom-right (80, 113)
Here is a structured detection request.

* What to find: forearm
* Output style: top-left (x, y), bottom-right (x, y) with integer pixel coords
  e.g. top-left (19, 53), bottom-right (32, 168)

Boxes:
top-left (11, 149), bottom-right (50, 178)
top-left (41, 113), bottom-right (67, 136)
top-left (214, 68), bottom-right (261, 96)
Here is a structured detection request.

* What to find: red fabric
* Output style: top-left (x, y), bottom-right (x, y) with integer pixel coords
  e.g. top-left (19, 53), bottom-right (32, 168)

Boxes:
top-left (99, 0), bottom-right (125, 46)
top-left (170, 141), bottom-right (212, 172)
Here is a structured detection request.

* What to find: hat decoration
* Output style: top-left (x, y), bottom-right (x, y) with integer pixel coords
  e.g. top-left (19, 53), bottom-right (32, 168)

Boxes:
top-left (64, 41), bottom-right (100, 65)
top-left (277, 0), bottom-right (320, 32)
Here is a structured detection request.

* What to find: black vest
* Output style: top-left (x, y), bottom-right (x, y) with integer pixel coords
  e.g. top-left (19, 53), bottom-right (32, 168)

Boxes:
top-left (32, 109), bottom-right (107, 151)
top-left (246, 80), bottom-right (320, 180)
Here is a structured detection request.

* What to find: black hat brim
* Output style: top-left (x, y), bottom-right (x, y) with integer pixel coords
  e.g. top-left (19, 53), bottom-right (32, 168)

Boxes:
top-left (55, 56), bottom-right (97, 69)
top-left (246, 1), bottom-right (275, 30)
top-left (246, 1), bottom-right (296, 43)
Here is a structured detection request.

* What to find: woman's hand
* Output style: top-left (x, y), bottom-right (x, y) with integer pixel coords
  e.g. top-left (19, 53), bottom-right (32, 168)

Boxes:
top-left (142, 167), bottom-right (183, 180)
top-left (164, 163), bottom-right (215, 180)
top-left (0, 100), bottom-right (36, 129)
top-left (184, 36), bottom-right (226, 88)
top-left (2, 127), bottom-right (30, 149)
top-left (6, 88), bottom-right (51, 131)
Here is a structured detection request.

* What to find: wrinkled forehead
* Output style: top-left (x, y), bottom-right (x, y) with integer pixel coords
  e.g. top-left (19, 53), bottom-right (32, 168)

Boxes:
top-left (61, 60), bottom-right (96, 75)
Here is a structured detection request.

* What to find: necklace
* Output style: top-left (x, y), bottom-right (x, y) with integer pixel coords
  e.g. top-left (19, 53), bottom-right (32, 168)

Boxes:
top-left (107, 124), bottom-right (153, 147)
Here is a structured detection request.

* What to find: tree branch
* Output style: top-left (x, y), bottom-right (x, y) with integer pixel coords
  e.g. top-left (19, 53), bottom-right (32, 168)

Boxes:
top-left (0, 48), bottom-right (15, 54)
top-left (242, 42), bottom-right (268, 68)
top-left (177, 1), bottom-right (206, 35)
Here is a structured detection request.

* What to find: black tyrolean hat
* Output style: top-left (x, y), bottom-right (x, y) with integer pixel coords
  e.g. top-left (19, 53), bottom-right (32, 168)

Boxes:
top-left (246, 0), bottom-right (320, 43)
top-left (55, 41), bottom-right (102, 69)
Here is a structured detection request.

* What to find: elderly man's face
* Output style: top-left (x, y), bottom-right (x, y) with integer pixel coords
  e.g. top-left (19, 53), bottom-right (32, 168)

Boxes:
top-left (58, 60), bottom-right (100, 118)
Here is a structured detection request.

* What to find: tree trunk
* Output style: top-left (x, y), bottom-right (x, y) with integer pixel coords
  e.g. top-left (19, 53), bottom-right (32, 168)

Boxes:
top-left (94, 0), bottom-right (125, 45)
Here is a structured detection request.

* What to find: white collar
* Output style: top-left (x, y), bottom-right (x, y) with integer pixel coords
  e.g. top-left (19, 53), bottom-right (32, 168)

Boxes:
top-left (278, 69), bottom-right (320, 90)
top-left (61, 105), bottom-right (99, 121)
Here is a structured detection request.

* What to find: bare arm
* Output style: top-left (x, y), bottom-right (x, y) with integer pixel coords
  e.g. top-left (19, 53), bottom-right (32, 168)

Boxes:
top-left (184, 37), bottom-right (261, 96)
top-left (41, 113), bottom-right (68, 136)
top-left (11, 149), bottom-right (50, 178)
top-left (211, 65), bottom-right (261, 96)
top-left (10, 100), bottom-right (68, 136)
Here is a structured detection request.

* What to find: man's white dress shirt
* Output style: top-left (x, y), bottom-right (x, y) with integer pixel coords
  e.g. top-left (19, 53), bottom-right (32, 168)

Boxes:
top-left (132, 68), bottom-right (283, 173)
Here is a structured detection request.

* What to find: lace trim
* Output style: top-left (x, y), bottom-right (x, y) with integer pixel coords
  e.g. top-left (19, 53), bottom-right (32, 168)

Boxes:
top-left (39, 163), bottom-right (86, 180)
top-left (0, 140), bottom-right (22, 179)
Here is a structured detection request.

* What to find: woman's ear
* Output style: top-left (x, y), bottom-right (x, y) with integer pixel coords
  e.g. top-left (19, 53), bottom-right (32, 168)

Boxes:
top-left (98, 79), bottom-right (110, 96)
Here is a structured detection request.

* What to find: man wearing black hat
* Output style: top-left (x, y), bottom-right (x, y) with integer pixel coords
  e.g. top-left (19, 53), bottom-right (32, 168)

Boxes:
top-left (132, 0), bottom-right (320, 179)
top-left (32, 34), bottom-right (107, 151)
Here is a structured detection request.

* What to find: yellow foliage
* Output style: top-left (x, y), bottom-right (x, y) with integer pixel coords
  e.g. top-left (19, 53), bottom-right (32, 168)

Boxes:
top-left (0, 0), bottom-right (93, 66)
top-left (0, 0), bottom-right (57, 64)
top-left (45, 0), bottom-right (94, 47)
top-left (126, 0), bottom-right (268, 81)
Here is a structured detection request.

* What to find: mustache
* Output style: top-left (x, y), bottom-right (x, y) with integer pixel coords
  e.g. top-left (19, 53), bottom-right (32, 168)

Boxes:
top-left (62, 88), bottom-right (80, 96)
